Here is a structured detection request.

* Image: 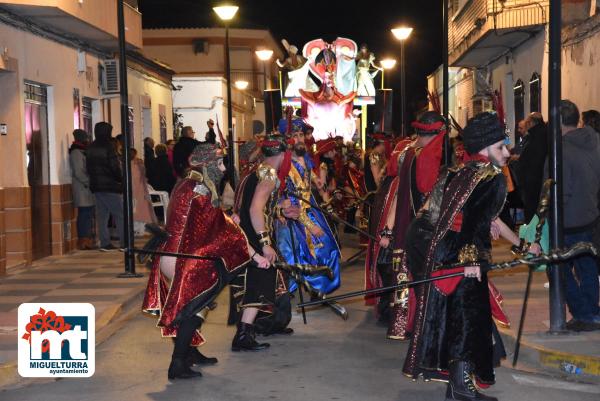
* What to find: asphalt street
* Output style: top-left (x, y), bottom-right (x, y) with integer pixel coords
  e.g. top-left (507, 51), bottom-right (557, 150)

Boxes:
top-left (2, 263), bottom-right (599, 401)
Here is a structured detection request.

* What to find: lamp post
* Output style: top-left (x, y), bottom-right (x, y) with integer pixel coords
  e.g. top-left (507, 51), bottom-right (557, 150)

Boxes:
top-left (391, 26), bottom-right (413, 137)
top-left (380, 58), bottom-right (397, 89)
top-left (548, 0), bottom-right (566, 333)
top-left (213, 4), bottom-right (239, 188)
top-left (442, 0), bottom-right (450, 166)
top-left (255, 49), bottom-right (273, 91)
top-left (116, 0), bottom-right (140, 278)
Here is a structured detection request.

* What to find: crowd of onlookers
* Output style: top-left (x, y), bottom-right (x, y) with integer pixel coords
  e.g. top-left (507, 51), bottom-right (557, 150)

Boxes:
top-left (68, 119), bottom-right (216, 252)
top-left (508, 102), bottom-right (600, 331)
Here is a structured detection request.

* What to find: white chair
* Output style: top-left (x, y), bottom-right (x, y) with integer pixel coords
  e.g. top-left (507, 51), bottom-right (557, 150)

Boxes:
top-left (147, 185), bottom-right (170, 224)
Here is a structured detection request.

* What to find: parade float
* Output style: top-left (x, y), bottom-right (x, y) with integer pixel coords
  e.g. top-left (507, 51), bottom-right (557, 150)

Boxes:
top-left (275, 37), bottom-right (389, 145)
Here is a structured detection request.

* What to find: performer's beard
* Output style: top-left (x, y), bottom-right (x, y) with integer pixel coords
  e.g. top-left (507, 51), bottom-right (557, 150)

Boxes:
top-left (294, 144), bottom-right (307, 157)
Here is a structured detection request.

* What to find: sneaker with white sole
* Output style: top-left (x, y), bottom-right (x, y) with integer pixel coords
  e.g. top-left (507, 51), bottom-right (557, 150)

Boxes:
top-left (99, 244), bottom-right (119, 252)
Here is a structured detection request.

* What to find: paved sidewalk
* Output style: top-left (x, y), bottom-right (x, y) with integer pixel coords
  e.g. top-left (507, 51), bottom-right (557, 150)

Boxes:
top-left (490, 239), bottom-right (600, 379)
top-left (0, 247), bottom-right (148, 386)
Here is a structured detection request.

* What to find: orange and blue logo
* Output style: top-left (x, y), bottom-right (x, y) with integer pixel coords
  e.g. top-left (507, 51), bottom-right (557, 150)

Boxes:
top-left (18, 303), bottom-right (95, 377)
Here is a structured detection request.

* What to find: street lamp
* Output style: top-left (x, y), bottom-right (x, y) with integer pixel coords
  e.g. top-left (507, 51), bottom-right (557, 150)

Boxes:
top-left (235, 80), bottom-right (249, 90)
top-left (391, 26), bottom-right (413, 137)
top-left (213, 3), bottom-right (239, 187)
top-left (380, 58), bottom-right (396, 89)
top-left (255, 49), bottom-right (273, 91)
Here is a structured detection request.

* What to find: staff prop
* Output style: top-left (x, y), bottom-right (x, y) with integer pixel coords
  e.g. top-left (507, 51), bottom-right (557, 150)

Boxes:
top-left (297, 242), bottom-right (597, 308)
top-left (285, 190), bottom-right (378, 242)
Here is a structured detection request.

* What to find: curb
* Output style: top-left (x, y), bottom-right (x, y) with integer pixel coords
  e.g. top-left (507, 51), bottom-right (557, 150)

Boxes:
top-left (0, 286), bottom-right (146, 390)
top-left (499, 327), bottom-right (600, 379)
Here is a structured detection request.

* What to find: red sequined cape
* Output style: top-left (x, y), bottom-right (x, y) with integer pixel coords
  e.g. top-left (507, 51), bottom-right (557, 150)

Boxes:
top-left (142, 177), bottom-right (250, 346)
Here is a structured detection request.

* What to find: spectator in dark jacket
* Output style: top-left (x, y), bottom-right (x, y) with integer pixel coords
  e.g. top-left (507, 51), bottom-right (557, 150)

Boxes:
top-left (172, 126), bottom-right (199, 177)
top-left (582, 109), bottom-right (600, 134)
top-left (205, 119), bottom-right (217, 144)
top-left (516, 112), bottom-right (548, 222)
top-left (143, 137), bottom-right (156, 179)
top-left (69, 129), bottom-right (96, 250)
top-left (86, 122), bottom-right (124, 251)
top-left (149, 144), bottom-right (176, 194)
top-left (557, 100), bottom-right (600, 331)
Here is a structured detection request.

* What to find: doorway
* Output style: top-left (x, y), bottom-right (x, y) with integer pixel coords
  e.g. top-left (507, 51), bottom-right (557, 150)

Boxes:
top-left (24, 82), bottom-right (52, 260)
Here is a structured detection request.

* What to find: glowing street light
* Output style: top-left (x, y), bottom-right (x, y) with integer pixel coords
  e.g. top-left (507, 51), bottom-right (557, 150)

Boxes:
top-left (391, 27), bottom-right (413, 41)
top-left (255, 49), bottom-right (273, 61)
top-left (380, 58), bottom-right (397, 90)
top-left (380, 58), bottom-right (397, 69)
top-left (235, 80), bottom-right (249, 90)
top-left (213, 5), bottom-right (239, 21)
top-left (213, 3), bottom-right (239, 187)
top-left (255, 49), bottom-right (273, 91)
top-left (391, 26), bottom-right (413, 136)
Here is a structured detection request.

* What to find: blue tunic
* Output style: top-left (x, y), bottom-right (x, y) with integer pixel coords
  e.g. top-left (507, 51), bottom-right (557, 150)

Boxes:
top-left (275, 157), bottom-right (341, 294)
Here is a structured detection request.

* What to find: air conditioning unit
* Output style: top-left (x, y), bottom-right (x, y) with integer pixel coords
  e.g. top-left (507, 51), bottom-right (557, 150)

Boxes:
top-left (100, 59), bottom-right (120, 95)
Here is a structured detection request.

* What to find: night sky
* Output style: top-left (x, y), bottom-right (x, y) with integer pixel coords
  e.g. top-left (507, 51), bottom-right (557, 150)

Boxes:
top-left (140, 0), bottom-right (443, 129)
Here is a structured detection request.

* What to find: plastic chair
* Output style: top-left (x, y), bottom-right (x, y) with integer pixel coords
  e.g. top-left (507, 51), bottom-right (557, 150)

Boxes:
top-left (147, 185), bottom-right (170, 224)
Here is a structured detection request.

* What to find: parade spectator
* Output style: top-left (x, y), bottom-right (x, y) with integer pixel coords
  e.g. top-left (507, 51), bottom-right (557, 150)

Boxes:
top-left (130, 148), bottom-right (157, 236)
top-left (69, 129), bottom-right (96, 250)
top-left (205, 119), bottom-right (217, 144)
top-left (173, 126), bottom-right (199, 177)
top-left (582, 109), bottom-right (600, 134)
top-left (558, 100), bottom-right (600, 331)
top-left (513, 119), bottom-right (528, 155)
top-left (166, 139), bottom-right (177, 177)
top-left (143, 137), bottom-right (156, 180)
top-left (149, 144), bottom-right (176, 194)
top-left (364, 135), bottom-right (387, 192)
top-left (516, 112), bottom-right (548, 222)
top-left (86, 122), bottom-right (124, 251)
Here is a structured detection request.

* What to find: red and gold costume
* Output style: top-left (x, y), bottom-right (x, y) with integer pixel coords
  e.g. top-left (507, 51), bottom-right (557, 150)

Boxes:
top-left (365, 127), bottom-right (446, 340)
top-left (142, 170), bottom-right (250, 345)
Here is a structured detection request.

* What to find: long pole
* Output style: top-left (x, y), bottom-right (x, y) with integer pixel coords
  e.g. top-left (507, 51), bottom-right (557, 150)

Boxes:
top-left (288, 221), bottom-right (307, 324)
top-left (225, 23), bottom-right (236, 188)
top-left (298, 242), bottom-right (596, 307)
top-left (287, 190), bottom-right (378, 241)
top-left (400, 41), bottom-right (406, 137)
top-left (262, 62), bottom-right (267, 91)
top-left (116, 0), bottom-right (140, 278)
top-left (442, 0), bottom-right (450, 166)
top-left (548, 0), bottom-right (566, 333)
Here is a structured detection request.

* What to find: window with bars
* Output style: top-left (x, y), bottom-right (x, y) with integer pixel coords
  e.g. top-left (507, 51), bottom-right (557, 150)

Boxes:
top-left (529, 73), bottom-right (541, 113)
top-left (127, 106), bottom-right (134, 146)
top-left (24, 82), bottom-right (47, 104)
top-left (514, 79), bottom-right (525, 148)
top-left (514, 79), bottom-right (525, 123)
top-left (159, 114), bottom-right (167, 144)
top-left (82, 97), bottom-right (93, 139)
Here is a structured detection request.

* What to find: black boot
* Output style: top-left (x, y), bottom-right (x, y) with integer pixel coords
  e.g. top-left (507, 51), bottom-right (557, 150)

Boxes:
top-left (188, 347), bottom-right (218, 366)
top-left (168, 358), bottom-right (202, 380)
top-left (376, 263), bottom-right (393, 325)
top-left (168, 316), bottom-right (203, 380)
top-left (231, 322), bottom-right (270, 352)
top-left (445, 361), bottom-right (497, 401)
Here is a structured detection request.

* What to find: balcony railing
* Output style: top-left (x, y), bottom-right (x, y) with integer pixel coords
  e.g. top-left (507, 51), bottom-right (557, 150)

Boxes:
top-left (449, 0), bottom-right (549, 65)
